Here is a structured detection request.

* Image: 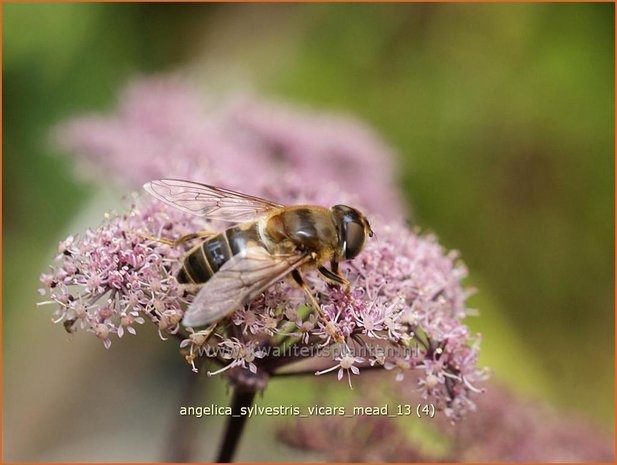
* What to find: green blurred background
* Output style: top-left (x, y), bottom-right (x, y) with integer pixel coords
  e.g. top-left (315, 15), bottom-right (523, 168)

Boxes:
top-left (3, 3), bottom-right (614, 461)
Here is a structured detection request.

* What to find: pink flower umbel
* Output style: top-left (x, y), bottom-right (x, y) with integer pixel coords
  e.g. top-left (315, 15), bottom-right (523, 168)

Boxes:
top-left (38, 197), bottom-right (205, 345)
top-left (278, 380), bottom-right (614, 462)
top-left (40, 76), bottom-right (488, 461)
top-left (40, 190), bottom-right (485, 420)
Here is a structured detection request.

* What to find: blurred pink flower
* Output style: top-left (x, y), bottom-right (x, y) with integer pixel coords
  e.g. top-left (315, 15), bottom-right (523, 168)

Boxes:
top-left (56, 76), bottom-right (405, 220)
top-left (279, 380), bottom-right (614, 462)
top-left (438, 383), bottom-right (614, 461)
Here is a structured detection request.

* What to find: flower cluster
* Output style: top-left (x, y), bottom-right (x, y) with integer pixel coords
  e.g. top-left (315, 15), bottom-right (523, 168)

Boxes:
top-left (57, 76), bottom-right (405, 220)
top-left (41, 76), bottom-right (486, 421)
top-left (316, 222), bottom-right (485, 417)
top-left (278, 380), bottom-right (614, 462)
top-left (39, 192), bottom-right (484, 419)
top-left (38, 198), bottom-right (206, 347)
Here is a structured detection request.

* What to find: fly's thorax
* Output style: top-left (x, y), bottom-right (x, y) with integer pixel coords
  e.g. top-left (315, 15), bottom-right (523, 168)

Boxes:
top-left (262, 206), bottom-right (339, 261)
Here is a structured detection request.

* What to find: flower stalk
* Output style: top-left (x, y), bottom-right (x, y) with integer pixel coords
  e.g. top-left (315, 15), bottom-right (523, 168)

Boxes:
top-left (217, 388), bottom-right (258, 463)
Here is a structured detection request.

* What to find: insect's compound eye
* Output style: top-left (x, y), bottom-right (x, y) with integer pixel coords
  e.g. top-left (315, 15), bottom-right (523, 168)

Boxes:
top-left (332, 204), bottom-right (369, 260)
top-left (344, 220), bottom-right (366, 259)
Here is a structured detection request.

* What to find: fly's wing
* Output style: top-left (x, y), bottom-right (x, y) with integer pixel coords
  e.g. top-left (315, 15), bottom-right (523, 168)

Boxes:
top-left (144, 179), bottom-right (284, 222)
top-left (182, 247), bottom-right (310, 327)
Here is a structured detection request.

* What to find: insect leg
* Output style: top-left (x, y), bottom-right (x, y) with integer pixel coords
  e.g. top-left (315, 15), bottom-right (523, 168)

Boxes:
top-left (173, 231), bottom-right (217, 245)
top-left (331, 260), bottom-right (349, 283)
top-left (318, 265), bottom-right (349, 286)
top-left (326, 260), bottom-right (351, 292)
top-left (184, 321), bottom-right (220, 372)
top-left (291, 269), bottom-right (345, 344)
top-left (135, 230), bottom-right (215, 246)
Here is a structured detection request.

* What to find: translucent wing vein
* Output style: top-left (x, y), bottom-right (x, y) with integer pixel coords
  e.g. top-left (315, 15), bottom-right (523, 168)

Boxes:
top-left (182, 247), bottom-right (310, 327)
top-left (144, 179), bottom-right (284, 222)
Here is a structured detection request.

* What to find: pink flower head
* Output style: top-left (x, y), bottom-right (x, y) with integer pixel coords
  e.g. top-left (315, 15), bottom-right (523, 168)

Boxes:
top-left (278, 380), bottom-right (614, 462)
top-left (38, 197), bottom-right (205, 345)
top-left (56, 76), bottom-right (405, 221)
top-left (41, 76), bottom-right (486, 422)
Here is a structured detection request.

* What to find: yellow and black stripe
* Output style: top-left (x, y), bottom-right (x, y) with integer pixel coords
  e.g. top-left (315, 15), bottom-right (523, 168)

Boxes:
top-left (177, 223), bottom-right (261, 285)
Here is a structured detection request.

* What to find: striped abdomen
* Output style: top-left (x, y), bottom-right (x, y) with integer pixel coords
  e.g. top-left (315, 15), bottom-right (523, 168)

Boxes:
top-left (177, 223), bottom-right (261, 285)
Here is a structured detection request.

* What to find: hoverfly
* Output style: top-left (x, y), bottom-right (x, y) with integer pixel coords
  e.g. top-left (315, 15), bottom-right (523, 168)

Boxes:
top-left (143, 179), bottom-right (374, 343)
